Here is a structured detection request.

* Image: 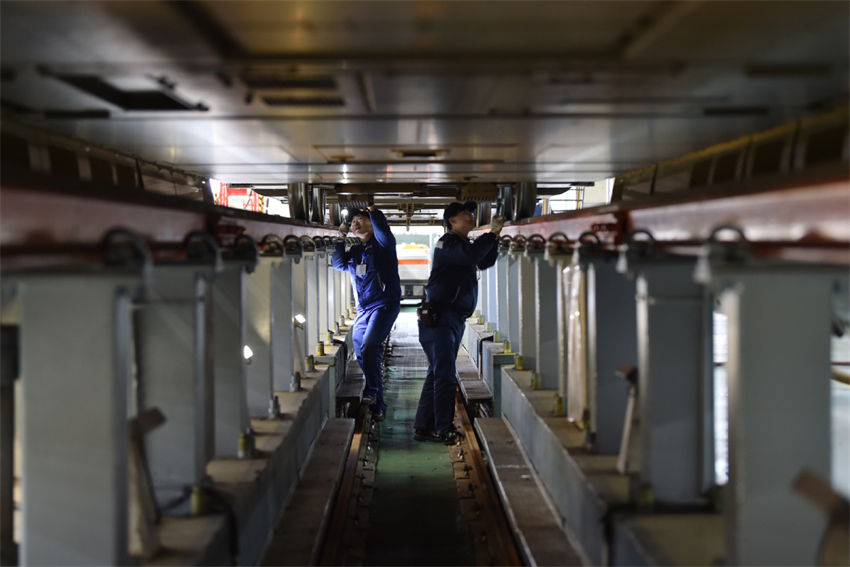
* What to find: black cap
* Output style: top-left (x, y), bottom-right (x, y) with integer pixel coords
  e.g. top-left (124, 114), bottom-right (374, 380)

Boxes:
top-left (345, 208), bottom-right (369, 223)
top-left (443, 201), bottom-right (477, 227)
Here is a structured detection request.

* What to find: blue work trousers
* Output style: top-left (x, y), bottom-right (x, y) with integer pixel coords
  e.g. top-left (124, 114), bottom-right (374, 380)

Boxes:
top-left (414, 308), bottom-right (466, 435)
top-left (352, 302), bottom-right (400, 411)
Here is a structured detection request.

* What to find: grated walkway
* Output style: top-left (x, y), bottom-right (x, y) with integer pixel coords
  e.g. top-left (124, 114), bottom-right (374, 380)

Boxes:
top-left (363, 309), bottom-right (474, 566)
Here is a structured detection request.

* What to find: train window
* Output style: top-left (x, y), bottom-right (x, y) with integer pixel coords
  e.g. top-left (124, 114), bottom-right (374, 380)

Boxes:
top-left (803, 125), bottom-right (848, 166)
top-left (115, 163), bottom-right (137, 190)
top-left (89, 156), bottom-right (114, 185)
top-left (47, 146), bottom-right (79, 178)
top-left (749, 138), bottom-right (789, 177)
top-left (688, 159), bottom-right (712, 188)
top-left (0, 132), bottom-right (30, 169)
top-left (712, 152), bottom-right (740, 184)
top-left (615, 168), bottom-right (655, 201)
top-left (654, 168), bottom-right (691, 193)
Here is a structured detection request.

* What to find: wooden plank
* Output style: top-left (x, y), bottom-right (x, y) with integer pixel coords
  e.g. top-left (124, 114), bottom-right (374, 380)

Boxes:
top-left (476, 418), bottom-right (587, 567)
top-left (260, 418), bottom-right (355, 566)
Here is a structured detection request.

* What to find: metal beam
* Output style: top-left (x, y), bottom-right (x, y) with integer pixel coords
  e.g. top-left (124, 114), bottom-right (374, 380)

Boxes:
top-left (0, 181), bottom-right (335, 268)
top-left (473, 177), bottom-right (849, 261)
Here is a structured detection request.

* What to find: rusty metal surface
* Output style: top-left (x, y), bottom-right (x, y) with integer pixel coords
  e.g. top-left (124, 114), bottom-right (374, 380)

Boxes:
top-left (0, 180), bottom-right (335, 269)
top-left (472, 177), bottom-right (850, 262)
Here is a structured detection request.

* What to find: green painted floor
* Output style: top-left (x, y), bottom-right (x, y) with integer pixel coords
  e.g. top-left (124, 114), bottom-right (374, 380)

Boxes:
top-left (364, 310), bottom-right (473, 566)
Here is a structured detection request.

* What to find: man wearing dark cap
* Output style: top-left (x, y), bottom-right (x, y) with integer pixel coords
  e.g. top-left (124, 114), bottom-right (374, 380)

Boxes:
top-left (332, 206), bottom-right (401, 421)
top-left (414, 202), bottom-right (504, 443)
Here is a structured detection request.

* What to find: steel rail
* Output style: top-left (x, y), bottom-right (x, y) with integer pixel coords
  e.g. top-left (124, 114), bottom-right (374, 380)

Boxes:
top-left (453, 392), bottom-right (523, 566)
top-left (317, 405), bottom-right (367, 566)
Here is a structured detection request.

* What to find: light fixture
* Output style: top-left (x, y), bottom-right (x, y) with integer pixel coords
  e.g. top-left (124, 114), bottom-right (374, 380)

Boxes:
top-left (242, 345), bottom-right (254, 364)
top-left (341, 208), bottom-right (349, 218)
top-left (293, 314), bottom-right (307, 328)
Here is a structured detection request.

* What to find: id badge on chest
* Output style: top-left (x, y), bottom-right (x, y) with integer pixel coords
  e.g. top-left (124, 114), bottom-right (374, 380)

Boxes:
top-left (356, 263), bottom-right (367, 276)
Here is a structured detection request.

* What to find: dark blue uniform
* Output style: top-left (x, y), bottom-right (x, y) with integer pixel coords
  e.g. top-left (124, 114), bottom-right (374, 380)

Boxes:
top-left (331, 209), bottom-right (401, 412)
top-left (414, 230), bottom-right (499, 435)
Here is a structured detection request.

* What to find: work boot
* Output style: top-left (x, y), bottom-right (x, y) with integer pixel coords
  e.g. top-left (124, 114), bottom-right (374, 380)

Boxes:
top-left (413, 428), bottom-right (441, 442)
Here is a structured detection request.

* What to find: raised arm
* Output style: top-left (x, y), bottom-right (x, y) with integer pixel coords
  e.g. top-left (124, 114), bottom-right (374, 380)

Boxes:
top-left (331, 241), bottom-right (351, 271)
top-left (436, 232), bottom-right (499, 267)
top-left (476, 235), bottom-right (499, 270)
top-left (368, 207), bottom-right (396, 248)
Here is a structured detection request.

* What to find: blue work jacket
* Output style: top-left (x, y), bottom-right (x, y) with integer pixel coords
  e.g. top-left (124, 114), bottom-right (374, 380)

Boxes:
top-left (425, 230), bottom-right (499, 318)
top-left (331, 208), bottom-right (401, 309)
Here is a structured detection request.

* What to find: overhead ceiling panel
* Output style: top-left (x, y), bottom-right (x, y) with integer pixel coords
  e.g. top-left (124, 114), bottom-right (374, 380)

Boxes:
top-left (0, 0), bottom-right (846, 191)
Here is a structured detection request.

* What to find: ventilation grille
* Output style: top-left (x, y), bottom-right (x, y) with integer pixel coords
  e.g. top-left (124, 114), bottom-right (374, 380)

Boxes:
top-left (56, 75), bottom-right (204, 111)
top-left (242, 75), bottom-right (337, 90)
top-left (262, 96), bottom-right (345, 107)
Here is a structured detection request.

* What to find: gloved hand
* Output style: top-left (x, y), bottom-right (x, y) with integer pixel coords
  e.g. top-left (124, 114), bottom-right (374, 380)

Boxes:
top-left (338, 223), bottom-right (349, 238)
top-left (490, 216), bottom-right (505, 234)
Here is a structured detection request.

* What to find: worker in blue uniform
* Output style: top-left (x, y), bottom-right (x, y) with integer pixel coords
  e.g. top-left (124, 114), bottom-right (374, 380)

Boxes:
top-left (332, 206), bottom-right (401, 421)
top-left (414, 201), bottom-right (504, 443)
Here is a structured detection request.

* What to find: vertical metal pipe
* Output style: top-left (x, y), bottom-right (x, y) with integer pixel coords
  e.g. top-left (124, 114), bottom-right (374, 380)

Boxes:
top-left (498, 185), bottom-right (515, 222)
top-left (310, 186), bottom-right (326, 224)
top-left (476, 201), bottom-right (492, 226)
top-left (328, 203), bottom-right (342, 227)
top-left (515, 181), bottom-right (537, 221)
top-left (288, 182), bottom-right (310, 221)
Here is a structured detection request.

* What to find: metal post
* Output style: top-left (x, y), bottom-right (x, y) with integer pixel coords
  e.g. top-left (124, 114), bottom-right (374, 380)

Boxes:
top-left (534, 258), bottom-right (559, 389)
top-left (635, 261), bottom-right (711, 503)
top-left (138, 265), bottom-right (214, 512)
top-left (290, 256), bottom-right (309, 374)
top-left (305, 253), bottom-right (320, 350)
top-left (245, 258), bottom-right (275, 417)
top-left (331, 262), bottom-right (342, 321)
top-left (719, 270), bottom-right (836, 565)
top-left (558, 258), bottom-right (578, 415)
top-left (330, 263), bottom-right (341, 327)
top-left (584, 259), bottom-right (635, 454)
top-left (515, 254), bottom-right (536, 369)
top-left (496, 253), bottom-right (510, 337)
top-left (18, 275), bottom-right (140, 564)
top-left (477, 265), bottom-right (487, 319)
top-left (485, 260), bottom-right (499, 328)
top-left (210, 262), bottom-right (250, 457)
top-left (271, 258), bottom-right (304, 390)
top-left (317, 253), bottom-right (329, 336)
top-left (507, 255), bottom-right (521, 346)
top-left (481, 340), bottom-right (516, 416)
